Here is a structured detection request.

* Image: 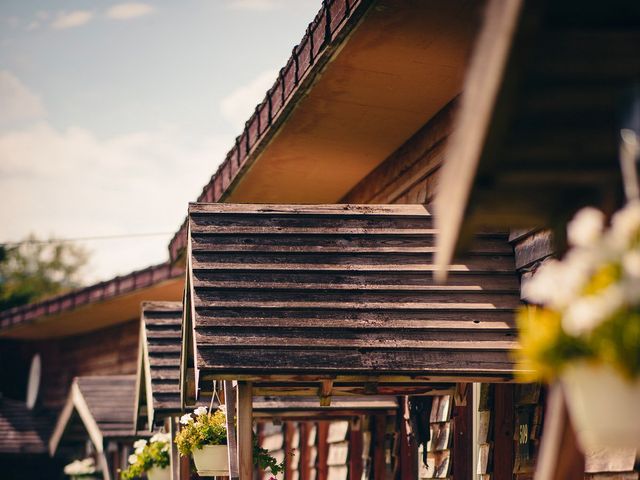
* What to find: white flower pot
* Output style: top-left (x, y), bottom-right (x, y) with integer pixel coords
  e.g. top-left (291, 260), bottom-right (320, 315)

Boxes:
top-left (147, 466), bottom-right (171, 480)
top-left (192, 444), bottom-right (229, 477)
top-left (561, 362), bottom-right (640, 450)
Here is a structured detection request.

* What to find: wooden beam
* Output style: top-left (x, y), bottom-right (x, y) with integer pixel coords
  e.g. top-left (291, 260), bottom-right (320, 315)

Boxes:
top-left (317, 422), bottom-right (329, 480)
top-left (168, 418), bottom-right (181, 480)
top-left (534, 385), bottom-right (584, 480)
top-left (399, 397), bottom-right (417, 480)
top-left (319, 379), bottom-right (333, 407)
top-left (452, 386), bottom-right (472, 480)
top-left (373, 414), bottom-right (387, 480)
top-left (435, 0), bottom-right (524, 280)
top-left (493, 384), bottom-right (515, 480)
top-left (237, 382), bottom-right (253, 480)
top-left (224, 380), bottom-right (239, 480)
top-left (349, 417), bottom-right (364, 480)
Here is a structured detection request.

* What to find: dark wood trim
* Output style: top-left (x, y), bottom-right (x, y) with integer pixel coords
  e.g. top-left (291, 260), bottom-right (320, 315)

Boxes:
top-left (493, 384), bottom-right (515, 480)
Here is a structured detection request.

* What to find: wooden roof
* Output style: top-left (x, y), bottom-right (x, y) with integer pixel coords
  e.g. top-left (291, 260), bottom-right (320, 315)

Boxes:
top-left (135, 302), bottom-right (183, 430)
top-left (182, 203), bottom-right (521, 403)
top-left (0, 262), bottom-right (183, 339)
top-left (169, 0), bottom-right (481, 261)
top-left (435, 0), bottom-right (640, 273)
top-left (135, 302), bottom-right (403, 427)
top-left (0, 398), bottom-right (53, 455)
top-left (50, 375), bottom-right (138, 458)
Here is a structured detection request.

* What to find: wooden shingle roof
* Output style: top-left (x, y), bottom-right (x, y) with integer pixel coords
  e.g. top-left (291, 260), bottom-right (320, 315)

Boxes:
top-left (135, 302), bottom-right (405, 425)
top-left (0, 398), bottom-right (53, 454)
top-left (50, 375), bottom-right (137, 456)
top-left (182, 204), bottom-right (522, 402)
top-left (136, 301), bottom-right (183, 430)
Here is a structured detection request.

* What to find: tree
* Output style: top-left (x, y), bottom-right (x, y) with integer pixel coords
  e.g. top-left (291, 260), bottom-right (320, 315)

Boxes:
top-left (0, 235), bottom-right (89, 311)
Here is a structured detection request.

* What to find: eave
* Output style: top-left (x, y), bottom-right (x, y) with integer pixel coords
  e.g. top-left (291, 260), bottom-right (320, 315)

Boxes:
top-left (435, 0), bottom-right (640, 274)
top-left (0, 263), bottom-right (183, 339)
top-left (169, 0), bottom-right (482, 261)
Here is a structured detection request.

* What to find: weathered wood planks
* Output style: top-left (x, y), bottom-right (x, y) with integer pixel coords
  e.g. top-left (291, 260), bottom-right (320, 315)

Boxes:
top-left (183, 203), bottom-right (522, 400)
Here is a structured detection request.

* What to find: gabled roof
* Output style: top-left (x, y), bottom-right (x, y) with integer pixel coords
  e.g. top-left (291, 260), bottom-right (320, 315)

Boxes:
top-left (435, 0), bottom-right (640, 273)
top-left (169, 0), bottom-right (481, 261)
top-left (181, 203), bottom-right (522, 403)
top-left (50, 375), bottom-right (137, 457)
top-left (0, 397), bottom-right (53, 455)
top-left (0, 262), bottom-right (183, 339)
top-left (134, 302), bottom-right (409, 427)
top-left (135, 301), bottom-right (183, 430)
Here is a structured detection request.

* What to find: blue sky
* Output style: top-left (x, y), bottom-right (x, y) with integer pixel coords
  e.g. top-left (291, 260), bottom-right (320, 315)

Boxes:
top-left (0, 0), bottom-right (319, 282)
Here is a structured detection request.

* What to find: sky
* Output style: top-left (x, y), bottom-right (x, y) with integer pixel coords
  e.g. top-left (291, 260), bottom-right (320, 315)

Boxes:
top-left (0, 0), bottom-right (320, 283)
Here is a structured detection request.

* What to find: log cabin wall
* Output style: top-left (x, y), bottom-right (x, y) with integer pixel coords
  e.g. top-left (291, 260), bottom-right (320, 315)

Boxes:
top-left (16, 320), bottom-right (139, 410)
top-left (341, 100), bottom-right (456, 207)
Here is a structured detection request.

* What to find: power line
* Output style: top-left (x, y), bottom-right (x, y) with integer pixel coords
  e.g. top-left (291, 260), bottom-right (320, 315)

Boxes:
top-left (0, 231), bottom-right (175, 247)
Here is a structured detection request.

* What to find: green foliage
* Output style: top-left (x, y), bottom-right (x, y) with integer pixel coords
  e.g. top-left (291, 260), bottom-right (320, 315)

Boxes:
top-left (175, 410), bottom-right (227, 456)
top-left (254, 440), bottom-right (286, 476)
top-left (0, 235), bottom-right (88, 310)
top-left (121, 437), bottom-right (170, 480)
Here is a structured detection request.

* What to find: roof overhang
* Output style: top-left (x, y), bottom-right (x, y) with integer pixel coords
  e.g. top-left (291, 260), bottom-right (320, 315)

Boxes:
top-left (181, 203), bottom-right (522, 405)
top-left (0, 263), bottom-right (184, 340)
top-left (435, 0), bottom-right (640, 274)
top-left (169, 0), bottom-right (483, 260)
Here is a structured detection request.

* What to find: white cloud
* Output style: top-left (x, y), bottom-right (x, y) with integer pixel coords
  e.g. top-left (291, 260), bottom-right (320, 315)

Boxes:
top-left (106, 3), bottom-right (156, 20)
top-left (0, 122), bottom-right (231, 282)
top-left (219, 69), bottom-right (277, 132)
top-left (0, 71), bottom-right (46, 129)
top-left (226, 0), bottom-right (284, 11)
top-left (51, 10), bottom-right (94, 30)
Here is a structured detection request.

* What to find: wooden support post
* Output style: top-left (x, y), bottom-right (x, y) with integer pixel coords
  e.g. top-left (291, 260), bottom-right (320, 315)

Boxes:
top-left (317, 422), bottom-right (329, 480)
top-left (399, 397), bottom-right (417, 480)
top-left (493, 384), bottom-right (515, 480)
top-left (224, 380), bottom-right (239, 480)
top-left (169, 417), bottom-right (181, 480)
top-left (237, 382), bottom-right (253, 480)
top-left (349, 417), bottom-right (364, 480)
top-left (452, 386), bottom-right (472, 480)
top-left (373, 414), bottom-right (387, 480)
top-left (319, 379), bottom-right (333, 407)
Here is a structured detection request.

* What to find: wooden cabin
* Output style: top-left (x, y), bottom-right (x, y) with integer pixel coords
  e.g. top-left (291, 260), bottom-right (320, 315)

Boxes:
top-left (49, 375), bottom-right (139, 480)
top-left (0, 263), bottom-right (183, 478)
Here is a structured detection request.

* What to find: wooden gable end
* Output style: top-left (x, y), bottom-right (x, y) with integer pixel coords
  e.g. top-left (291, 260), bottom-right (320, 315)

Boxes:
top-left (183, 203), bottom-right (522, 401)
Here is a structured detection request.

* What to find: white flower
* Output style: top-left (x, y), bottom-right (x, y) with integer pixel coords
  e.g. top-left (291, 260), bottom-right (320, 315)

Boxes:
top-left (64, 458), bottom-right (96, 475)
top-left (193, 406), bottom-right (208, 416)
top-left (133, 439), bottom-right (147, 453)
top-left (523, 254), bottom-right (594, 310)
top-left (217, 403), bottom-right (227, 416)
top-left (610, 201), bottom-right (640, 248)
top-left (567, 207), bottom-right (605, 247)
top-left (562, 285), bottom-right (624, 336)
top-left (179, 413), bottom-right (194, 425)
top-left (150, 432), bottom-right (171, 444)
top-left (623, 250), bottom-right (640, 279)
top-left (128, 454), bottom-right (138, 465)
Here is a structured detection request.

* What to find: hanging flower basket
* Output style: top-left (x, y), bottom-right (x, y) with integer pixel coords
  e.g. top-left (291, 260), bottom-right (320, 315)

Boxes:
top-left (562, 362), bottom-right (640, 450)
top-left (175, 405), bottom-right (286, 477)
top-left (517, 203), bottom-right (640, 450)
top-left (192, 445), bottom-right (230, 477)
top-left (146, 465), bottom-right (171, 480)
top-left (121, 433), bottom-right (171, 480)
top-left (64, 457), bottom-right (101, 479)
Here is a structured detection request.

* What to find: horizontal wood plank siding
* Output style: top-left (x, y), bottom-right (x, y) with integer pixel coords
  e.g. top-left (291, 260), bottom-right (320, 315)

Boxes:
top-left (186, 204), bottom-right (521, 388)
